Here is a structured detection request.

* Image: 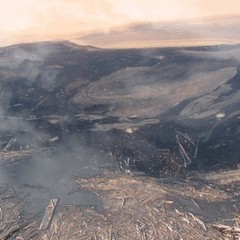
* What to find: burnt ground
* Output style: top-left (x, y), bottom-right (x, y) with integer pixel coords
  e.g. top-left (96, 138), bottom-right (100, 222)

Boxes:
top-left (0, 41), bottom-right (240, 238)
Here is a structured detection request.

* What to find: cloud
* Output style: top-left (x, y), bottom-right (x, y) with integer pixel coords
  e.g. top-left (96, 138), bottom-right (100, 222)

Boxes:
top-left (0, 0), bottom-right (240, 46)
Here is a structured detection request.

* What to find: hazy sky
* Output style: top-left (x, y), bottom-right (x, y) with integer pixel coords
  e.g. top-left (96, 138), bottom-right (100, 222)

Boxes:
top-left (0, 0), bottom-right (240, 45)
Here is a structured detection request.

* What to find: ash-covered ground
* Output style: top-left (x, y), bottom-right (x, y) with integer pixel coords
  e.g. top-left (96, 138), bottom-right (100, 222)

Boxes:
top-left (0, 41), bottom-right (239, 220)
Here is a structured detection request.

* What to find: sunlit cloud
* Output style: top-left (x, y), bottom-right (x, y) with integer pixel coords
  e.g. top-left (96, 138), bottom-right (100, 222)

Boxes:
top-left (0, 0), bottom-right (240, 46)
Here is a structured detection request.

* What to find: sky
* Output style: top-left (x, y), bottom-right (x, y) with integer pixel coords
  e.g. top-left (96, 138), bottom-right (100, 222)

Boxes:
top-left (0, 0), bottom-right (240, 46)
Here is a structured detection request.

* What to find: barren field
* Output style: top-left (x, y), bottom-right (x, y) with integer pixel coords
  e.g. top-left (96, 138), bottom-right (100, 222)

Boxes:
top-left (0, 41), bottom-right (239, 239)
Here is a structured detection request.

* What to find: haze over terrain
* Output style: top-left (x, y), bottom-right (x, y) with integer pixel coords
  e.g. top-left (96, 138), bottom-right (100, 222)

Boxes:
top-left (1, 0), bottom-right (240, 48)
top-left (1, 2), bottom-right (240, 238)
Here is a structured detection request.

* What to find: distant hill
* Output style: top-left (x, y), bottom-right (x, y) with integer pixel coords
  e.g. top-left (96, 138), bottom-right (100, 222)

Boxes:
top-left (76, 15), bottom-right (240, 48)
top-left (0, 41), bottom-right (239, 175)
